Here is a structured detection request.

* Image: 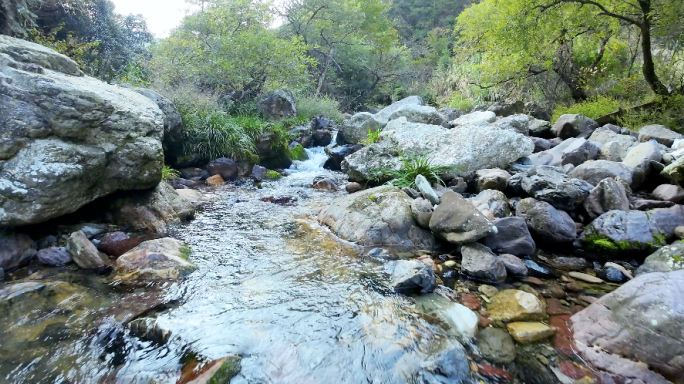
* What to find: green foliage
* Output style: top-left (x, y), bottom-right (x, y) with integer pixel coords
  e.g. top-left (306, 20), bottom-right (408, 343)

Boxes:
top-left (151, 0), bottom-right (311, 97)
top-left (162, 165), bottom-right (180, 181)
top-left (447, 93), bottom-right (475, 110)
top-left (618, 95), bottom-right (684, 132)
top-left (370, 155), bottom-right (461, 188)
top-left (264, 170), bottom-right (282, 180)
top-left (26, 25), bottom-right (99, 69)
top-left (296, 95), bottom-right (345, 123)
top-left (361, 129), bottom-right (382, 146)
top-left (288, 144), bottom-right (308, 161)
top-left (183, 110), bottom-right (258, 161)
top-left (552, 96), bottom-right (620, 122)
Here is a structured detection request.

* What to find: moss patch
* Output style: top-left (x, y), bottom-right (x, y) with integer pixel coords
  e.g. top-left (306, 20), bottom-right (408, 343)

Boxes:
top-left (265, 170), bottom-right (282, 180)
top-left (179, 244), bottom-right (192, 261)
top-left (207, 356), bottom-right (242, 384)
top-left (288, 144), bottom-right (308, 161)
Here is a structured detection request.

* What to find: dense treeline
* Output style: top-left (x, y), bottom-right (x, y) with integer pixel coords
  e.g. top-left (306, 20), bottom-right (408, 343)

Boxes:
top-left (2, 0), bottom-right (683, 130)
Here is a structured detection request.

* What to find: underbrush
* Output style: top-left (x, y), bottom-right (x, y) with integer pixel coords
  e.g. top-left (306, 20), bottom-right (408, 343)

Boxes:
top-left (551, 96), bottom-right (620, 122)
top-left (370, 155), bottom-right (461, 188)
top-left (296, 95), bottom-right (345, 123)
top-left (617, 95), bottom-right (684, 132)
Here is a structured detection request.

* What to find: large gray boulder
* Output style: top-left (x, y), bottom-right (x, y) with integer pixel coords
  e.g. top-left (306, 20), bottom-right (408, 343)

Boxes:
top-left (429, 191), bottom-right (496, 244)
top-left (337, 112), bottom-right (382, 145)
top-left (382, 103), bottom-right (446, 127)
top-left (490, 114), bottom-right (530, 135)
top-left (571, 270), bottom-right (684, 383)
top-left (528, 138), bottom-right (600, 167)
top-left (0, 35), bottom-right (164, 227)
top-left (583, 178), bottom-right (630, 219)
top-left (0, 232), bottom-right (36, 270)
top-left (134, 88), bottom-right (184, 165)
top-left (589, 127), bottom-right (637, 161)
top-left (516, 198), bottom-right (577, 243)
top-left (551, 114), bottom-right (598, 139)
top-left (258, 90), bottom-right (296, 118)
top-left (108, 182), bottom-right (195, 233)
top-left (342, 117), bottom-right (534, 182)
top-left (460, 243), bottom-right (507, 283)
top-left (636, 241), bottom-right (684, 275)
top-left (516, 166), bottom-right (593, 211)
top-left (318, 186), bottom-right (438, 249)
top-left (638, 125), bottom-right (683, 147)
top-left (579, 205), bottom-right (684, 257)
top-left (451, 111), bottom-right (496, 127)
top-left (481, 216), bottom-right (536, 256)
top-left (487, 101), bottom-right (524, 117)
top-left (569, 160), bottom-right (634, 187)
top-left (622, 141), bottom-right (663, 188)
top-left (374, 96), bottom-right (424, 124)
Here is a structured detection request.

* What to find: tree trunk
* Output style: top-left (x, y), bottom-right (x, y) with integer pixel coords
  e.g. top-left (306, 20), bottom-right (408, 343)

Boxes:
top-left (554, 38), bottom-right (589, 102)
top-left (316, 53), bottom-right (330, 96)
top-left (639, 0), bottom-right (670, 95)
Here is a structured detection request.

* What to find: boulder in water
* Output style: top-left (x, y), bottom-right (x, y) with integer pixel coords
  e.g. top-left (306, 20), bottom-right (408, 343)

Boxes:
top-left (383, 259), bottom-right (436, 294)
top-left (68, 230), bottom-right (107, 270)
top-left (114, 237), bottom-right (198, 284)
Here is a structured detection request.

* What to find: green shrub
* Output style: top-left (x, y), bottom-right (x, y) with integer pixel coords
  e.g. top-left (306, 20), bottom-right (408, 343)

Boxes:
top-left (279, 115), bottom-right (310, 130)
top-left (162, 165), bottom-right (180, 180)
top-left (264, 170), bottom-right (282, 180)
top-left (182, 110), bottom-right (259, 161)
top-left (369, 155), bottom-right (461, 188)
top-left (552, 96), bottom-right (620, 122)
top-left (296, 95), bottom-right (345, 123)
top-left (618, 95), bottom-right (684, 132)
top-left (361, 129), bottom-right (382, 146)
top-left (446, 93), bottom-right (475, 111)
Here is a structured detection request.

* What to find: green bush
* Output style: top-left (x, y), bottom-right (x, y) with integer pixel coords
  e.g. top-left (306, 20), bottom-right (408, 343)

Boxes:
top-left (182, 110), bottom-right (260, 161)
top-left (552, 96), bottom-right (620, 122)
top-left (446, 93), bottom-right (475, 111)
top-left (369, 155), bottom-right (461, 188)
top-left (618, 95), bottom-right (684, 132)
top-left (296, 95), bottom-right (345, 123)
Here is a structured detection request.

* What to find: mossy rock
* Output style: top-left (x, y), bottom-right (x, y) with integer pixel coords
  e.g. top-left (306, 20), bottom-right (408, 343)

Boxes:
top-left (288, 144), bottom-right (308, 161)
top-left (207, 356), bottom-right (242, 384)
top-left (264, 170), bottom-right (282, 180)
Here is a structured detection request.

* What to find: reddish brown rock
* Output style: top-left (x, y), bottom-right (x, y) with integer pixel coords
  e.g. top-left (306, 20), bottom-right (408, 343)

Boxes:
top-left (523, 276), bottom-right (546, 286)
top-left (477, 364), bottom-right (512, 383)
top-left (557, 361), bottom-right (598, 381)
top-left (460, 293), bottom-right (482, 311)
top-left (205, 174), bottom-right (225, 186)
top-left (550, 315), bottom-right (576, 356)
top-left (478, 314), bottom-right (491, 328)
top-left (97, 232), bottom-right (142, 257)
top-left (565, 281), bottom-right (583, 292)
top-left (546, 298), bottom-right (570, 316)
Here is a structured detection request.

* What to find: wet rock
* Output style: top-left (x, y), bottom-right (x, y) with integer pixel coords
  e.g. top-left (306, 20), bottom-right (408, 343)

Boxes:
top-left (475, 169), bottom-right (511, 192)
top-left (37, 247), bottom-right (71, 267)
top-left (651, 184), bottom-right (684, 203)
top-left (460, 243), bottom-right (507, 283)
top-left (0, 281), bottom-right (45, 301)
top-left (97, 232), bottom-right (142, 257)
top-left (517, 166), bottom-right (592, 211)
top-left (345, 182), bottom-right (363, 193)
top-left (416, 343), bottom-right (471, 384)
top-left (312, 129), bottom-right (332, 147)
top-left (468, 190), bottom-right (511, 219)
top-left (583, 178), bottom-right (630, 219)
top-left (481, 217), bottom-right (536, 257)
top-left (258, 90), bottom-right (296, 118)
top-left (416, 294), bottom-right (479, 338)
top-left (324, 144), bottom-right (363, 171)
top-left (516, 198), bottom-right (577, 243)
top-left (318, 186), bottom-right (438, 249)
top-left (459, 293), bottom-right (481, 310)
top-left (416, 175), bottom-right (440, 205)
top-left (256, 132), bottom-right (292, 169)
top-left (601, 266), bottom-right (629, 283)
top-left (79, 223), bottom-right (109, 238)
top-left (207, 158), bottom-right (238, 181)
top-left (311, 178), bottom-right (338, 191)
top-left (251, 165), bottom-right (268, 181)
top-left (488, 290), bottom-right (545, 322)
top-left (0, 232), bottom-right (37, 270)
top-left (631, 198), bottom-right (674, 210)
top-left (638, 124), bottom-right (683, 147)
top-left (547, 256), bottom-right (587, 271)
top-left (68, 230), bottom-right (107, 269)
top-left (506, 322), bottom-right (555, 343)
top-left (108, 182), bottom-right (195, 233)
top-left (179, 167), bottom-right (209, 180)
top-left (365, 248), bottom-right (396, 263)
top-left (568, 272), bottom-right (603, 284)
top-left (114, 238), bottom-right (197, 284)
top-left (430, 191), bottom-right (496, 244)
top-left (551, 114), bottom-right (598, 139)
top-left (569, 160), bottom-right (634, 187)
top-left (0, 36), bottom-right (164, 227)
top-left (499, 254), bottom-right (529, 277)
top-left (524, 259), bottom-right (557, 278)
top-left (579, 205), bottom-right (684, 257)
top-left (177, 355), bottom-right (242, 384)
top-left (411, 198), bottom-right (434, 229)
top-left (384, 259), bottom-right (436, 294)
top-left (476, 327), bottom-right (516, 364)
top-left (635, 241), bottom-right (684, 275)
top-left (514, 347), bottom-right (561, 384)
top-left (571, 270), bottom-right (684, 383)
top-left (128, 317), bottom-right (171, 345)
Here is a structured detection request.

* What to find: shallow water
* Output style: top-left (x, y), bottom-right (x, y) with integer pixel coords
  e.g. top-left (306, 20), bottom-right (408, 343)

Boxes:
top-left (1, 147), bottom-right (472, 384)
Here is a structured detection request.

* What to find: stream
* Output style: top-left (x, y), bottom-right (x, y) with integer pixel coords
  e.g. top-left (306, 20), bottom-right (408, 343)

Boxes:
top-left (1, 146), bottom-right (472, 384)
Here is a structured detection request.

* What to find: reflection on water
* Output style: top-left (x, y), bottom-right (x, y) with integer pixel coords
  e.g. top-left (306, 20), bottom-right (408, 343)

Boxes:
top-left (1, 147), bottom-right (472, 384)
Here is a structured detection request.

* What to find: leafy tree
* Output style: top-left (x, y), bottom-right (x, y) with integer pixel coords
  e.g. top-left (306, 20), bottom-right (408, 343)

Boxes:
top-left (455, 0), bottom-right (684, 101)
top-left (152, 0), bottom-right (310, 100)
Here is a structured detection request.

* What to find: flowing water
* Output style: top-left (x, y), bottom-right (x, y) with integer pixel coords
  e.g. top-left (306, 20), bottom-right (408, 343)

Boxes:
top-left (1, 147), bottom-right (471, 384)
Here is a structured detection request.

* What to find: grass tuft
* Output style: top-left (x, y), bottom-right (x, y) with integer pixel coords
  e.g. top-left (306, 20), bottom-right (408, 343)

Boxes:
top-left (369, 155), bottom-right (461, 188)
top-left (162, 165), bottom-right (180, 180)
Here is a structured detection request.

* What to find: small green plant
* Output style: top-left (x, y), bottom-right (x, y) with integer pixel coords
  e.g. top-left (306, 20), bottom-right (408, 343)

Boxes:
top-left (369, 155), bottom-right (461, 188)
top-left (162, 165), bottom-right (180, 181)
top-left (361, 129), bottom-right (382, 145)
top-left (265, 170), bottom-right (282, 180)
top-left (552, 96), bottom-right (620, 122)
